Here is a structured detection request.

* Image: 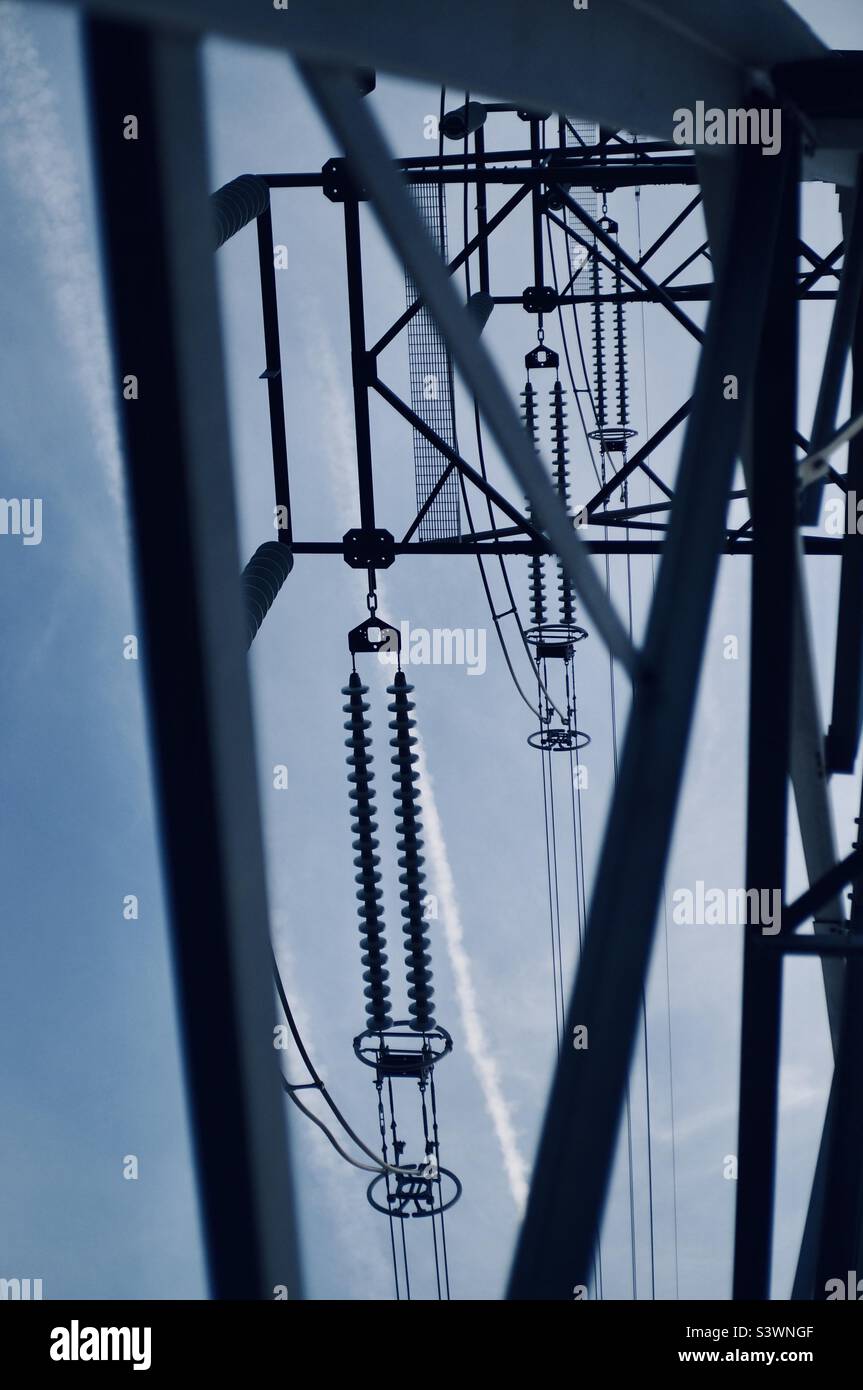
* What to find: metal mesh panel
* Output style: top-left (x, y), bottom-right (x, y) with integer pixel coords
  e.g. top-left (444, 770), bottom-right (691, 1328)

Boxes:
top-left (405, 181), bottom-right (461, 541)
top-left (563, 117), bottom-right (599, 283)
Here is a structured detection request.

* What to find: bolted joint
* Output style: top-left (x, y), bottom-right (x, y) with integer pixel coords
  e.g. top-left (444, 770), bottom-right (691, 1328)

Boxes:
top-left (322, 157), bottom-right (368, 202)
top-left (343, 528), bottom-right (396, 569)
top-left (522, 285), bottom-right (558, 314)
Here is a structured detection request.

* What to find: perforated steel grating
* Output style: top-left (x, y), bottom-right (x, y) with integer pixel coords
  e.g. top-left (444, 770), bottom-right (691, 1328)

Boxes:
top-left (405, 180), bottom-right (461, 542)
top-left (563, 117), bottom-right (599, 282)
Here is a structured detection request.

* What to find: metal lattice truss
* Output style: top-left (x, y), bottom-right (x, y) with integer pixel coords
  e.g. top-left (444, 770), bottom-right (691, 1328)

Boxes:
top-left (45, 0), bottom-right (863, 1300)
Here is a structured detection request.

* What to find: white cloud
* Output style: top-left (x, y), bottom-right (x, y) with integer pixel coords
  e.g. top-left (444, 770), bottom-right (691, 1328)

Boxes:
top-left (0, 4), bottom-right (122, 503)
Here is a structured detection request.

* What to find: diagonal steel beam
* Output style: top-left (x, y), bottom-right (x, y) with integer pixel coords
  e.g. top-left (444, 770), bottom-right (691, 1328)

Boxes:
top-left (544, 207), bottom-right (644, 296)
top-left (813, 841), bottom-right (863, 1296)
top-left (784, 848), bottom-right (863, 934)
top-left (256, 204), bottom-right (293, 542)
top-left (792, 1081), bottom-right (839, 1299)
top-left (826, 301), bottom-right (863, 774)
top-left (799, 240), bottom-right (843, 294)
top-left (698, 152), bottom-right (847, 1058)
top-left (697, 148), bottom-right (852, 1306)
top-left (798, 239), bottom-right (841, 290)
top-left (374, 377), bottom-right (541, 544)
top-left (638, 193), bottom-right (702, 268)
top-left (508, 134), bottom-right (791, 1299)
top-left (732, 131), bottom-right (799, 1301)
top-left (401, 461), bottom-right (457, 544)
top-left (799, 162), bottom-right (863, 525)
top-left (585, 400), bottom-right (691, 512)
top-left (795, 302), bottom-right (863, 1300)
top-left (799, 406), bottom-right (863, 489)
top-left (369, 182), bottom-right (531, 359)
top-left (794, 769), bottom-right (863, 1302)
top-left (84, 16), bottom-right (302, 1300)
top-left (789, 556), bottom-right (848, 1051)
top-left (40, 0), bottom-right (826, 148)
top-left (551, 187), bottom-right (705, 344)
top-left (700, 152), bottom-right (846, 1300)
top-left (661, 240), bottom-right (711, 288)
top-left (301, 61), bottom-right (638, 676)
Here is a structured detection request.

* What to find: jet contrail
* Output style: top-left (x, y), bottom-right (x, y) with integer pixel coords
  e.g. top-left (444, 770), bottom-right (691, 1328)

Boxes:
top-left (412, 742), bottom-right (529, 1210)
top-left (310, 303), bottom-right (529, 1210)
top-left (0, 4), bottom-right (122, 503)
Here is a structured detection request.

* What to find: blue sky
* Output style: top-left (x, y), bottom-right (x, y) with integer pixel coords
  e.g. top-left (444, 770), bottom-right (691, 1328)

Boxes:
top-left (1, 0), bottom-right (862, 1301)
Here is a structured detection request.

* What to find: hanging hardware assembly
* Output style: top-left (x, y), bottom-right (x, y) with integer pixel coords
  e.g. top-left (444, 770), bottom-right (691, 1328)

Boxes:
top-left (343, 603), bottom-right (460, 1300)
top-left (522, 344), bottom-right (591, 754)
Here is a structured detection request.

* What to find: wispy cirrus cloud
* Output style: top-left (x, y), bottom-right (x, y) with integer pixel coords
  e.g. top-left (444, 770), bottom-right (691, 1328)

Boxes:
top-left (0, 3), bottom-right (122, 504)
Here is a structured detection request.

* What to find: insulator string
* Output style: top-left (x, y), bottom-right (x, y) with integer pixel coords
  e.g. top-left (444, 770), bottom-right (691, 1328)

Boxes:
top-left (551, 380), bottom-right (576, 625)
top-left (388, 672), bottom-right (435, 1033)
top-left (344, 672), bottom-right (393, 1032)
top-left (614, 245), bottom-right (629, 430)
top-left (591, 249), bottom-right (607, 430)
top-left (522, 380), bottom-right (547, 629)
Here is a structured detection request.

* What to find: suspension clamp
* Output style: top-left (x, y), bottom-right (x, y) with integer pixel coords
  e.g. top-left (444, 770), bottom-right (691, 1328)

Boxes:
top-left (525, 343), bottom-right (559, 370)
top-left (348, 616), bottom-right (401, 657)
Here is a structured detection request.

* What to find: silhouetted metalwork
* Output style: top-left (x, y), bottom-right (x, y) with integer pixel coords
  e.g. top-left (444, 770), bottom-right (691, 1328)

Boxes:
top-left (43, 0), bottom-right (863, 1306)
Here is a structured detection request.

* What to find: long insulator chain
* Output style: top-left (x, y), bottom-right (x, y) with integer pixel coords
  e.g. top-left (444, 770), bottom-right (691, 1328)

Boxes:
top-left (343, 672), bottom-right (393, 1032)
top-left (591, 249), bottom-right (607, 431)
top-left (521, 380), bottom-right (546, 628)
top-left (387, 671), bottom-right (435, 1033)
top-left (551, 381), bottom-right (576, 626)
top-left (613, 245), bottom-right (629, 430)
